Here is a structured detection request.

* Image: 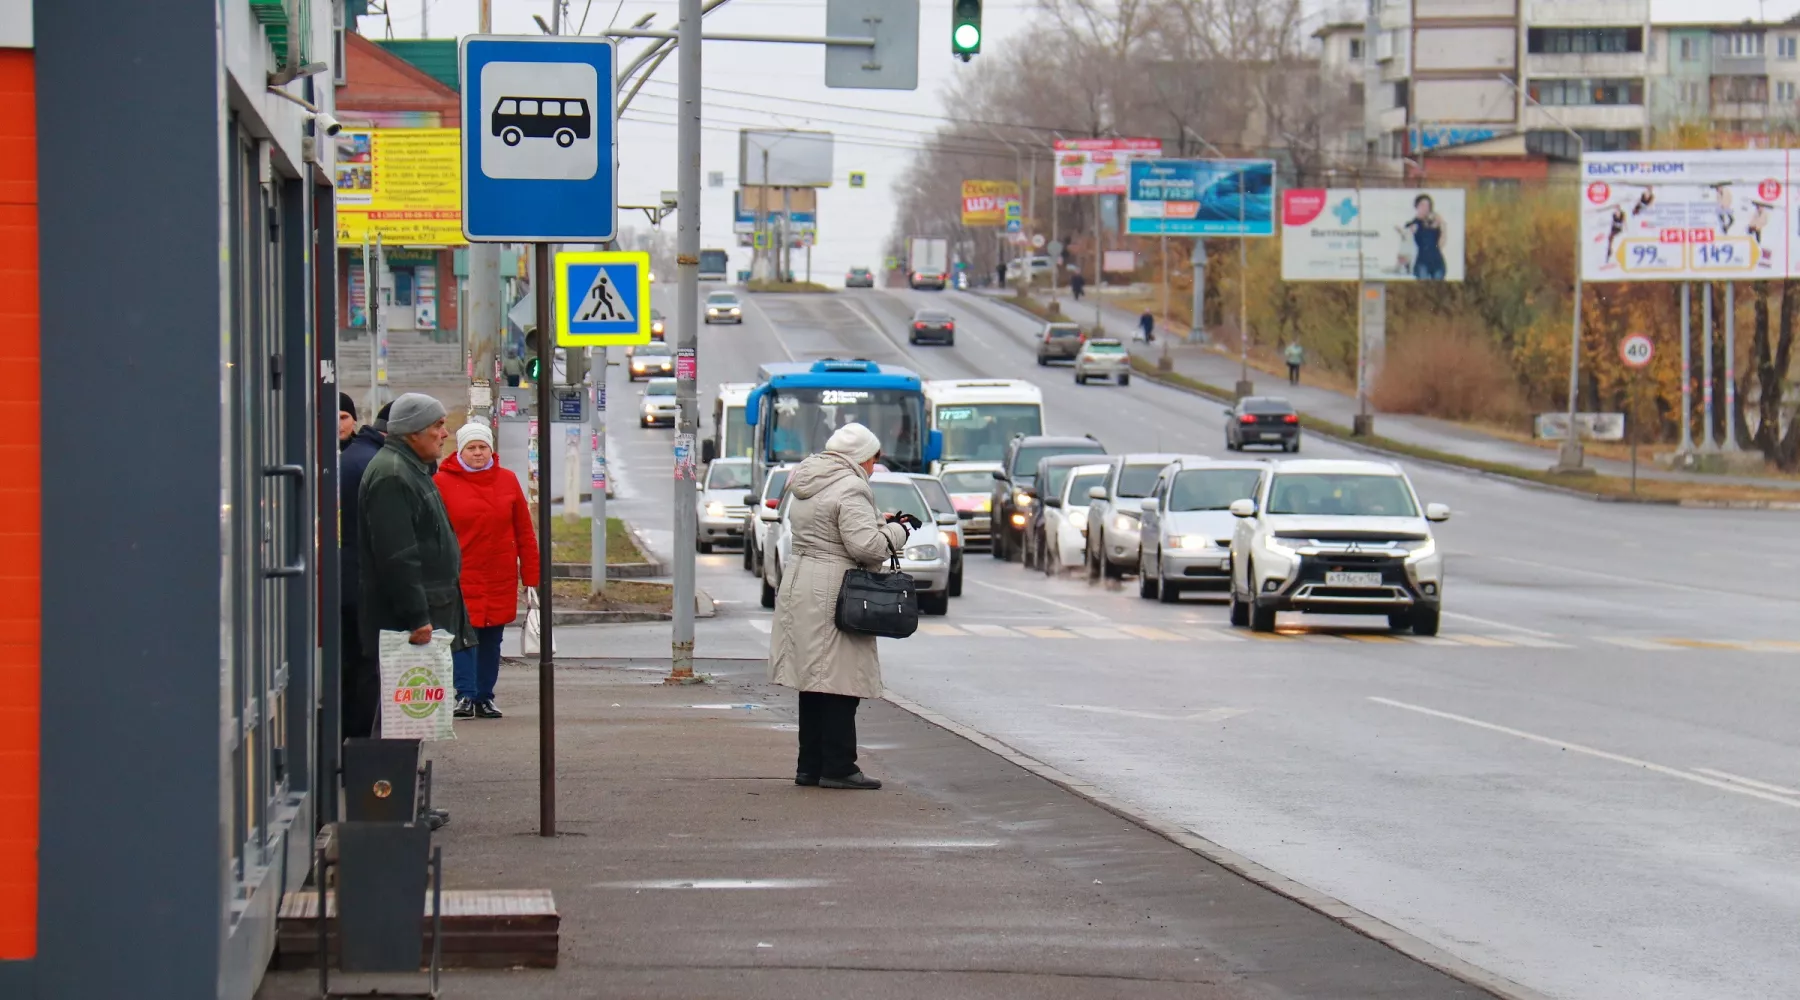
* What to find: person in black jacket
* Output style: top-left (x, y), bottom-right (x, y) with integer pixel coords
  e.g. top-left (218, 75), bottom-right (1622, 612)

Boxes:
top-left (338, 395), bottom-right (386, 739)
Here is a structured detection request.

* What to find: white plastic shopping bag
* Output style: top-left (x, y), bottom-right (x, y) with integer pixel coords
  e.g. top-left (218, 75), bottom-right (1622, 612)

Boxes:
top-left (378, 629), bottom-right (457, 741)
top-left (519, 587), bottom-right (554, 657)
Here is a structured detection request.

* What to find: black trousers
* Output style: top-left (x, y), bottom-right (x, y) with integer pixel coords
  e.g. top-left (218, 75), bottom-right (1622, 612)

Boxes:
top-left (340, 605), bottom-right (380, 741)
top-left (796, 691), bottom-right (861, 779)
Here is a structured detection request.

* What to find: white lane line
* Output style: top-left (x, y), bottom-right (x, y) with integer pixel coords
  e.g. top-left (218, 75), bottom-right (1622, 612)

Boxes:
top-left (738, 294), bottom-right (797, 362)
top-left (1439, 610), bottom-right (1561, 639)
top-left (1056, 704), bottom-right (1251, 723)
top-left (1691, 767), bottom-right (1800, 797)
top-left (1596, 636), bottom-right (1675, 651)
top-left (964, 578), bottom-right (1109, 621)
top-left (1369, 696), bottom-right (1800, 811)
top-left (747, 619), bottom-right (773, 634)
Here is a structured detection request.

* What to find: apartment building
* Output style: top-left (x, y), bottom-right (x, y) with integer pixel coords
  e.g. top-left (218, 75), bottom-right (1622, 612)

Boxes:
top-left (1650, 20), bottom-right (1800, 142)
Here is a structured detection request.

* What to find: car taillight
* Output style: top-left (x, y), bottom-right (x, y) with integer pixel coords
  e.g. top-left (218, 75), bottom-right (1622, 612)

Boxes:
top-left (764, 498), bottom-right (780, 509)
top-left (1239, 414), bottom-right (1258, 424)
top-left (914, 323), bottom-right (926, 330)
top-left (945, 323), bottom-right (954, 330)
top-left (1283, 413), bottom-right (1299, 424)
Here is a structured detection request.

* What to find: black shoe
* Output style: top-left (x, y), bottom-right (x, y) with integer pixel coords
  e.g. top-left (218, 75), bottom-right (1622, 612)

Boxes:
top-left (453, 698), bottom-right (476, 719)
top-left (819, 771), bottom-right (881, 790)
top-left (795, 772), bottom-right (819, 786)
top-left (427, 809), bottom-right (450, 831)
top-left (475, 700), bottom-right (503, 719)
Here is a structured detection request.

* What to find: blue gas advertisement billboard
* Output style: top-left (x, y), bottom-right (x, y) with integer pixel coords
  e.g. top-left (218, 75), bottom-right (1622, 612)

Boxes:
top-left (1126, 159), bottom-right (1276, 237)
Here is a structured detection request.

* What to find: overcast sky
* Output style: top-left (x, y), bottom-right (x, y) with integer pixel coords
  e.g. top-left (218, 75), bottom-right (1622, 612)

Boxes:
top-left (361, 0), bottom-right (1800, 281)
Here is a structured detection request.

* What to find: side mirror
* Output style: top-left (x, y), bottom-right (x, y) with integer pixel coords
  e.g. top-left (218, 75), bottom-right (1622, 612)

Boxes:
top-left (1222, 408), bottom-right (1234, 416)
top-left (1043, 497), bottom-right (1063, 509)
top-left (1229, 498), bottom-right (1257, 518)
top-left (1087, 485), bottom-right (1107, 501)
top-left (934, 512), bottom-right (959, 526)
top-left (991, 469), bottom-right (1007, 481)
top-left (701, 438), bottom-right (718, 465)
top-left (1425, 503), bottom-right (1452, 522)
top-left (1139, 497), bottom-right (1159, 512)
top-left (741, 493), bottom-right (757, 506)
top-left (925, 428), bottom-right (943, 464)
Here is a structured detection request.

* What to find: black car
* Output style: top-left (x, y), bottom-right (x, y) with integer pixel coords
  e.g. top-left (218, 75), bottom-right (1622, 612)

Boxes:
top-left (1019, 454), bottom-right (1103, 572)
top-left (989, 434), bottom-right (1107, 562)
top-left (1224, 396), bottom-right (1301, 452)
top-left (846, 267), bottom-right (875, 288)
top-left (909, 309), bottom-right (955, 346)
top-left (1035, 322), bottom-right (1084, 365)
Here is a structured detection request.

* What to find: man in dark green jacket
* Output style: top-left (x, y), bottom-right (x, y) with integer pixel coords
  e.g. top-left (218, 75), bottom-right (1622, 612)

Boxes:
top-left (358, 392), bottom-right (474, 661)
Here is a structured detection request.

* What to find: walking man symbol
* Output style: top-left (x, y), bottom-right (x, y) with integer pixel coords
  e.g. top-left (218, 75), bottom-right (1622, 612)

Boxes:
top-left (573, 267), bottom-right (635, 325)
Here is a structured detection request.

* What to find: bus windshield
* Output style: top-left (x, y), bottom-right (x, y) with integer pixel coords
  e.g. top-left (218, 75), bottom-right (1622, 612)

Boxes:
top-left (934, 403), bottom-right (1043, 462)
top-left (764, 387), bottom-right (926, 472)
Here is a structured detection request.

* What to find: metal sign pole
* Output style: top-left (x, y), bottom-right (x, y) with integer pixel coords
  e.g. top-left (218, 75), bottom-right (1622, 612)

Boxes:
top-left (668, 0), bottom-right (702, 683)
top-left (1679, 282), bottom-right (1693, 455)
top-left (591, 349), bottom-right (608, 593)
top-left (534, 242), bottom-right (556, 837)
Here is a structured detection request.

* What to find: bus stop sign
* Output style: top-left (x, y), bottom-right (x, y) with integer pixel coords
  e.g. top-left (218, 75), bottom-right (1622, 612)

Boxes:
top-left (461, 35), bottom-right (618, 242)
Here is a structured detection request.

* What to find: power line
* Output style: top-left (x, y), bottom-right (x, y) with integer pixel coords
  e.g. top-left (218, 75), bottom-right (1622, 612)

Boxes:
top-left (620, 107), bottom-right (1029, 163)
top-left (631, 78), bottom-right (1101, 140)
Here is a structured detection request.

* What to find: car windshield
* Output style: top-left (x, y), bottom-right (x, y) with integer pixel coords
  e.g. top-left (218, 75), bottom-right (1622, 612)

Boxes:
top-left (1066, 472), bottom-right (1106, 503)
top-left (1085, 342), bottom-right (1126, 354)
top-left (940, 470), bottom-right (993, 494)
top-left (1117, 463), bottom-right (1167, 497)
top-left (1012, 444), bottom-right (1104, 478)
top-left (707, 293), bottom-right (739, 305)
top-left (1046, 325), bottom-right (1081, 339)
top-left (871, 481), bottom-right (931, 524)
top-left (1267, 473), bottom-right (1418, 517)
top-left (912, 478), bottom-right (954, 515)
top-left (1169, 468), bottom-right (1263, 512)
top-left (706, 462), bottom-right (751, 490)
top-left (915, 312), bottom-right (951, 322)
top-left (850, 269), bottom-right (870, 276)
top-left (764, 468), bottom-right (791, 499)
top-left (936, 403), bottom-right (1044, 462)
top-left (636, 342), bottom-right (672, 356)
top-left (647, 382), bottom-right (675, 396)
top-left (1244, 398), bottom-right (1295, 415)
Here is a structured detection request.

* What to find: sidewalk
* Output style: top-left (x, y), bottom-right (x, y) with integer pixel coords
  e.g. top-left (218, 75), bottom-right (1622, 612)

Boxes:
top-left (997, 289), bottom-right (1799, 490)
top-left (255, 659), bottom-right (1502, 1000)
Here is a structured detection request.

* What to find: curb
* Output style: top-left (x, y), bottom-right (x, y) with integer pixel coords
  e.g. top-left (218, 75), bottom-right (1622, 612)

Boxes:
top-left (880, 691), bottom-right (1551, 1000)
top-left (530, 589), bottom-right (713, 626)
top-left (550, 561), bottom-right (661, 580)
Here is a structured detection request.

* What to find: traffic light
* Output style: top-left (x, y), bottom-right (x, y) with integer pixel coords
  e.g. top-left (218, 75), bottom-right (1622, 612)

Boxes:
top-left (951, 0), bottom-right (981, 60)
top-left (524, 355), bottom-right (541, 383)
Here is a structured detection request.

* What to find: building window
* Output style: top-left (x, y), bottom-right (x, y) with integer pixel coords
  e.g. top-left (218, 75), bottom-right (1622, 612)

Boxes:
top-left (1779, 81), bottom-right (1797, 102)
top-left (1724, 32), bottom-right (1765, 58)
top-left (1526, 129), bottom-right (1642, 160)
top-left (1679, 37), bottom-right (1697, 61)
top-left (1349, 37), bottom-right (1364, 61)
top-left (1527, 78), bottom-right (1644, 106)
top-left (1349, 82), bottom-right (1365, 106)
top-left (1779, 36), bottom-right (1797, 60)
top-left (1680, 80), bottom-right (1705, 104)
top-left (1527, 28), bottom-right (1643, 55)
top-left (1394, 80), bottom-right (1409, 109)
top-left (1713, 75), bottom-right (1770, 103)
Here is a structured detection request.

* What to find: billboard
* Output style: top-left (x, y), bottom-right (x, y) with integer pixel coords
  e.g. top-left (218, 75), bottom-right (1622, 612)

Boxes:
top-left (335, 128), bottom-right (465, 245)
top-left (1053, 138), bottom-right (1162, 196)
top-left (1580, 150), bottom-right (1791, 282)
top-left (739, 129), bottom-right (836, 187)
top-left (1281, 188), bottom-right (1467, 282)
top-left (1127, 159), bottom-right (1276, 236)
top-left (961, 180), bottom-right (1022, 227)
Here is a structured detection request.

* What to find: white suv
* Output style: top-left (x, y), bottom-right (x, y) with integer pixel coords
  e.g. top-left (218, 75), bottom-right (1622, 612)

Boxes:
top-left (1228, 459), bottom-right (1450, 635)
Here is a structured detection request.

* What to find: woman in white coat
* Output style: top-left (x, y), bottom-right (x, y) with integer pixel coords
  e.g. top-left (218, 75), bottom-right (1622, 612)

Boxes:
top-left (769, 423), bottom-right (918, 790)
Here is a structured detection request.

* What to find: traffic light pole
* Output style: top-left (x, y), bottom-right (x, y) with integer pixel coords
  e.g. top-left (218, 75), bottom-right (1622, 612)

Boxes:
top-left (667, 0), bottom-right (703, 683)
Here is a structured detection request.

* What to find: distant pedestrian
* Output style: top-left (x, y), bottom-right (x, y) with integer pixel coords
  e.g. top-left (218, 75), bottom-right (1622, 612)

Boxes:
top-left (769, 423), bottom-right (919, 791)
top-left (1070, 272), bottom-right (1085, 300)
top-left (1139, 311), bottom-right (1156, 343)
top-left (435, 419), bottom-right (539, 720)
top-left (1285, 341), bottom-right (1305, 385)
top-left (338, 393), bottom-right (386, 739)
top-left (503, 351), bottom-right (523, 388)
top-left (996, 262), bottom-right (1007, 289)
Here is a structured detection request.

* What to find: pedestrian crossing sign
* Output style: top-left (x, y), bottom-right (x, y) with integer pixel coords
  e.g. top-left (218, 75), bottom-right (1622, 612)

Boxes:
top-left (554, 250), bottom-right (651, 346)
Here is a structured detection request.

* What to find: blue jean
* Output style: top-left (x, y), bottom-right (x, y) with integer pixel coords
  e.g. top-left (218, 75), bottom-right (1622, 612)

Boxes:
top-left (453, 625), bottom-right (506, 702)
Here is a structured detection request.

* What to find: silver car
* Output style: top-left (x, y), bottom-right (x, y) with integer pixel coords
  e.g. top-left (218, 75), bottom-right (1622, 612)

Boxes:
top-left (1074, 338), bottom-right (1131, 385)
top-left (870, 473), bottom-right (955, 616)
top-left (639, 378), bottom-right (678, 427)
top-left (1137, 459), bottom-right (1267, 602)
top-left (695, 457), bottom-right (753, 554)
top-left (1086, 453), bottom-right (1196, 580)
top-left (741, 465), bottom-right (792, 576)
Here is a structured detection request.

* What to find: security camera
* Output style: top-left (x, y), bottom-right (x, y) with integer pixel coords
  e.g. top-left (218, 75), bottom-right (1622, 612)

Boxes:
top-left (312, 112), bottom-right (342, 137)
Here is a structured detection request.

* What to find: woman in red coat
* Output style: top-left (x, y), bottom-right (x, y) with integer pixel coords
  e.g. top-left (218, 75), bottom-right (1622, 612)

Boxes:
top-left (435, 419), bottom-right (539, 719)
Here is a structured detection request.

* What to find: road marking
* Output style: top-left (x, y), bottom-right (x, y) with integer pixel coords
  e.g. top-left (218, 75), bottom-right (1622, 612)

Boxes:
top-left (1175, 627), bottom-right (1246, 642)
top-left (1341, 632), bottom-right (1403, 644)
top-left (1369, 696), bottom-right (1800, 811)
top-left (964, 578), bottom-right (1108, 621)
top-left (1019, 626), bottom-right (1076, 639)
top-left (1056, 704), bottom-right (1251, 723)
top-left (1070, 626), bottom-right (1129, 640)
top-left (1245, 630), bottom-right (1292, 640)
top-left (1656, 637), bottom-right (1747, 651)
top-left (594, 878), bottom-right (832, 890)
top-left (1487, 634), bottom-right (1575, 649)
top-left (1440, 610), bottom-right (1562, 638)
top-left (918, 622), bottom-right (964, 637)
top-left (1117, 624), bottom-right (1186, 641)
top-left (1596, 637), bottom-right (1675, 651)
top-left (1448, 635), bottom-right (1514, 648)
top-left (963, 623), bottom-right (1021, 638)
top-left (1751, 640), bottom-right (1800, 652)
top-left (737, 294), bottom-right (796, 362)
top-left (748, 619), bottom-right (773, 634)
top-left (1691, 767), bottom-right (1800, 797)
top-left (1397, 635), bottom-right (1464, 647)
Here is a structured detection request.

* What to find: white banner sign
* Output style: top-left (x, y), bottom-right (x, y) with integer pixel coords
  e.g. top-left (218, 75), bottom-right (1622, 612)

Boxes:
top-left (1534, 412), bottom-right (1626, 442)
top-left (1580, 150), bottom-right (1792, 282)
top-left (1280, 188), bottom-right (1466, 282)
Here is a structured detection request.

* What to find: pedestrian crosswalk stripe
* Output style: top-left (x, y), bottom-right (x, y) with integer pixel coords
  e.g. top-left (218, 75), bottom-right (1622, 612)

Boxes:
top-left (1342, 633), bottom-right (1403, 643)
top-left (919, 622), bottom-right (963, 637)
top-left (1019, 626), bottom-right (1076, 639)
top-left (748, 618), bottom-right (772, 634)
top-left (1598, 637), bottom-right (1676, 651)
top-left (1071, 626), bottom-right (1129, 640)
top-left (1118, 625), bottom-right (1186, 641)
top-left (963, 623), bottom-right (1020, 638)
top-left (1398, 635), bottom-right (1464, 647)
top-left (1489, 634), bottom-right (1575, 649)
top-left (1657, 637), bottom-right (1745, 651)
top-left (1448, 635), bottom-right (1513, 648)
top-left (1174, 627), bottom-right (1246, 642)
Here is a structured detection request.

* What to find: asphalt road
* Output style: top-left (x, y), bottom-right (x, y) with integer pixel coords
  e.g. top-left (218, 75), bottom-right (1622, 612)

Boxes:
top-left (577, 283), bottom-right (1800, 1000)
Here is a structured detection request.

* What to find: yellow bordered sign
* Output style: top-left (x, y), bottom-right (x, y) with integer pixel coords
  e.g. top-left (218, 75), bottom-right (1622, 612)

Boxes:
top-left (554, 250), bottom-right (652, 346)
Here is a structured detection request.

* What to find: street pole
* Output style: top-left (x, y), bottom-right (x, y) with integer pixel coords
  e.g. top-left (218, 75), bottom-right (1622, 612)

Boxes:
top-left (467, 0), bottom-right (500, 435)
top-left (362, 235), bottom-right (376, 415)
top-left (760, 148), bottom-right (770, 280)
top-left (1092, 190), bottom-right (1101, 333)
top-left (1236, 210), bottom-right (1250, 397)
top-left (780, 185), bottom-right (792, 281)
top-left (1050, 185), bottom-right (1059, 295)
top-left (668, 0), bottom-right (701, 683)
top-left (533, 242), bottom-right (556, 837)
top-left (1679, 282), bottom-right (1693, 454)
top-left (1355, 176), bottom-right (1368, 430)
top-left (591, 349), bottom-right (607, 593)
top-left (1702, 282), bottom-right (1716, 450)
top-left (1190, 239), bottom-right (1206, 343)
top-left (1724, 282), bottom-right (1739, 450)
top-left (375, 236), bottom-right (389, 411)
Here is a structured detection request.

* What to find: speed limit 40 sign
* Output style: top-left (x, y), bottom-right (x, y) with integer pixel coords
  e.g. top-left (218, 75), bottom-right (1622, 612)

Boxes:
top-left (1619, 334), bottom-right (1654, 369)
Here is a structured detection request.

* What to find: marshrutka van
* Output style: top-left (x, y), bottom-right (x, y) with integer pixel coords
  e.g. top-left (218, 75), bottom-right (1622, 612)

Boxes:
top-left (702, 382), bottom-right (755, 465)
top-left (924, 379), bottom-right (1045, 474)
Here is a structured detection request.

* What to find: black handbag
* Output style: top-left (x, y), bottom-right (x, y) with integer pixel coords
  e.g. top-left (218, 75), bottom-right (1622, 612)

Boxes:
top-left (835, 538), bottom-right (919, 639)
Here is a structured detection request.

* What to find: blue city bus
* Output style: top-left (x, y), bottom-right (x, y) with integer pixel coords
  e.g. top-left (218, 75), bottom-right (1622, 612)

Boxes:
top-left (745, 359), bottom-right (942, 488)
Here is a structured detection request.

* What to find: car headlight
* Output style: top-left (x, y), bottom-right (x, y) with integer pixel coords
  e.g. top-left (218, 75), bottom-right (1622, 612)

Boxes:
top-left (1166, 534), bottom-right (1208, 550)
top-left (1257, 534), bottom-right (1299, 559)
top-left (1111, 513), bottom-right (1137, 533)
top-left (1014, 492), bottom-right (1033, 508)
top-left (904, 545), bottom-right (940, 561)
top-left (705, 502), bottom-right (726, 517)
top-left (1069, 509), bottom-right (1087, 529)
top-left (1403, 537), bottom-right (1437, 563)
top-left (729, 307), bottom-right (741, 315)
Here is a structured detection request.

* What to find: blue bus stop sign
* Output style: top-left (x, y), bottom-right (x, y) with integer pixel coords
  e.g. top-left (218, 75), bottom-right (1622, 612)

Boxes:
top-left (460, 35), bottom-right (618, 242)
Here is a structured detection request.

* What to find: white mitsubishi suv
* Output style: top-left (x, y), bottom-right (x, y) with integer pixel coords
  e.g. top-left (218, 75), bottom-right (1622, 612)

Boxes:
top-left (1228, 459), bottom-right (1450, 635)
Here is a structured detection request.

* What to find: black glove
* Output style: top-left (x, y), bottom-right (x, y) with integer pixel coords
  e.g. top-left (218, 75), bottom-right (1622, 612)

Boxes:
top-left (887, 511), bottom-right (923, 532)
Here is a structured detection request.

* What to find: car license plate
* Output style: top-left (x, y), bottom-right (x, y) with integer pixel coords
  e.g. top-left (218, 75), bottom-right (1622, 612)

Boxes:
top-left (1326, 571), bottom-right (1382, 587)
top-left (1260, 432), bottom-right (1282, 439)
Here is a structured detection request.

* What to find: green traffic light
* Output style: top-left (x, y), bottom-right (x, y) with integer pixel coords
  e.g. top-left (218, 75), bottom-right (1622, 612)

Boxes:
top-left (952, 0), bottom-right (982, 55)
top-left (525, 357), bottom-right (541, 381)
top-left (953, 22), bottom-right (980, 51)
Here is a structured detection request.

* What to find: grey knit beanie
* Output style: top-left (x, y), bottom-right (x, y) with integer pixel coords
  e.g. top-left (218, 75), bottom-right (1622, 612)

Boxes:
top-left (385, 393), bottom-right (447, 436)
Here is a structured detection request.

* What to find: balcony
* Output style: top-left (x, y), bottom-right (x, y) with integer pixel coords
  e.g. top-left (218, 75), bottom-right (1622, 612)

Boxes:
top-left (1712, 101), bottom-right (1771, 120)
top-left (1524, 104), bottom-right (1647, 131)
top-left (1524, 0), bottom-right (1649, 27)
top-left (1526, 51), bottom-right (1648, 76)
top-left (1378, 106), bottom-right (1409, 133)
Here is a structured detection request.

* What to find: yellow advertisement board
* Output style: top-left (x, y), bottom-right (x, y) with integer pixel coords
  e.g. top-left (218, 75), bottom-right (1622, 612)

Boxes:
top-left (961, 179), bottom-right (1021, 227)
top-left (334, 128), bottom-right (464, 245)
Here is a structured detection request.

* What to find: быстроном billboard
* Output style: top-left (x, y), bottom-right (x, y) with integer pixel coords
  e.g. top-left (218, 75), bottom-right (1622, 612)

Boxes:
top-left (1054, 138), bottom-right (1162, 196)
top-left (1127, 159), bottom-right (1276, 236)
top-left (1281, 188), bottom-right (1466, 282)
top-left (1579, 150), bottom-right (1790, 282)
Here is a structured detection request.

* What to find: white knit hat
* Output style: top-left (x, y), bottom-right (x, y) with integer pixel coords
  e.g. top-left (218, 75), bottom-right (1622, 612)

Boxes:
top-left (456, 419), bottom-right (494, 453)
top-left (824, 422), bottom-right (882, 463)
